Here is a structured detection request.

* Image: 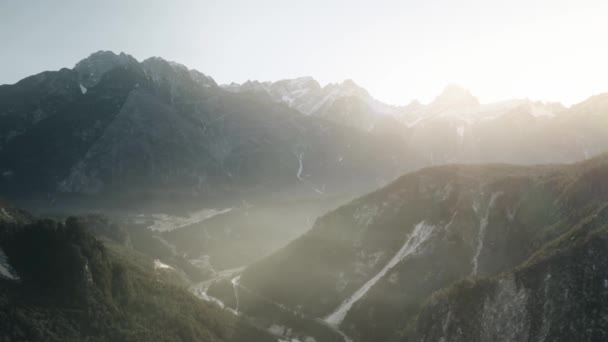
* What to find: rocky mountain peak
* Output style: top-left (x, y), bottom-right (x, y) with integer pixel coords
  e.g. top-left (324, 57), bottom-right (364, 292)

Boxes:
top-left (323, 79), bottom-right (370, 98)
top-left (271, 76), bottom-right (322, 95)
top-left (429, 84), bottom-right (479, 112)
top-left (141, 57), bottom-right (217, 89)
top-left (227, 80), bottom-right (270, 94)
top-left (74, 51), bottom-right (140, 88)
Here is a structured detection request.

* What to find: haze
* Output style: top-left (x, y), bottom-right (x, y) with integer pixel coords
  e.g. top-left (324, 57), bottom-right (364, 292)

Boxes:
top-left (2, 0), bottom-right (608, 105)
top-left (2, 1), bottom-right (608, 341)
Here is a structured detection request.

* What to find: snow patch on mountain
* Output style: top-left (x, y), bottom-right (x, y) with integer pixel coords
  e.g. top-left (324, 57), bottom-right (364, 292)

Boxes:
top-left (1, 208), bottom-right (14, 221)
top-left (456, 125), bottom-right (465, 141)
top-left (231, 275), bottom-right (241, 314)
top-left (222, 77), bottom-right (399, 123)
top-left (472, 192), bottom-right (503, 276)
top-left (324, 221), bottom-right (435, 326)
top-left (0, 247), bottom-right (19, 281)
top-left (297, 153), bottom-right (305, 180)
top-left (154, 259), bottom-right (175, 271)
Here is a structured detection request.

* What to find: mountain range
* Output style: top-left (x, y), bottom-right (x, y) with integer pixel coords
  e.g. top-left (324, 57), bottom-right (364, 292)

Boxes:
top-left (2, 51), bottom-right (608, 212)
top-left (0, 51), bottom-right (415, 210)
top-left (226, 77), bottom-right (608, 166)
top-left (1, 50), bottom-right (608, 342)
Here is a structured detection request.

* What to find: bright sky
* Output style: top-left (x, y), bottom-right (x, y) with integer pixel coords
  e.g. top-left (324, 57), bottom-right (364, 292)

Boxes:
top-left (2, 0), bottom-right (608, 105)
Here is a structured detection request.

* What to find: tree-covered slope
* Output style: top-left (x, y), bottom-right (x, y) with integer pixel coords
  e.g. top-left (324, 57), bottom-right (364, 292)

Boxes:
top-left (235, 153), bottom-right (608, 341)
top-left (0, 216), bottom-right (274, 342)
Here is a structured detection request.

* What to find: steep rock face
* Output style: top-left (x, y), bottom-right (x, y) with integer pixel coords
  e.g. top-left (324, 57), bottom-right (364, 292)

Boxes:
top-left (0, 66), bottom-right (140, 195)
top-left (56, 88), bottom-right (224, 195)
top-left (238, 154), bottom-right (608, 341)
top-left (314, 95), bottom-right (377, 132)
top-left (0, 68), bottom-right (82, 149)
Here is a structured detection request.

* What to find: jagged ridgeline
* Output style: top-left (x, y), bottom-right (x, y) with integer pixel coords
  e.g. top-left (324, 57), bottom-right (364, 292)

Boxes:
top-left (226, 153), bottom-right (608, 341)
top-left (2, 50), bottom-right (608, 211)
top-left (0, 51), bottom-right (416, 208)
top-left (0, 206), bottom-right (275, 342)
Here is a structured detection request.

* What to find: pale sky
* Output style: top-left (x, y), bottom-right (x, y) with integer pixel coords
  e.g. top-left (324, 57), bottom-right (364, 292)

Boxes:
top-left (2, 0), bottom-right (608, 105)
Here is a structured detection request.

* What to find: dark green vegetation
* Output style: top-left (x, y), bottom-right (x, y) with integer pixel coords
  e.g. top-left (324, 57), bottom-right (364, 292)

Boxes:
top-left (0, 212), bottom-right (274, 342)
top-left (73, 213), bottom-right (212, 283)
top-left (236, 153), bottom-right (608, 341)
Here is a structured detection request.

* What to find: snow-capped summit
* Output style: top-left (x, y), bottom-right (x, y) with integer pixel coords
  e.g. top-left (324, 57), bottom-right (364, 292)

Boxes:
top-left (222, 77), bottom-right (322, 114)
top-left (0, 247), bottom-right (19, 281)
top-left (222, 77), bottom-right (399, 131)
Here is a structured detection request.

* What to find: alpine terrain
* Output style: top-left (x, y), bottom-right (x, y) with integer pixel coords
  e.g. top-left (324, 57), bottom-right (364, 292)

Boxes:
top-left (1, 40), bottom-right (607, 342)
